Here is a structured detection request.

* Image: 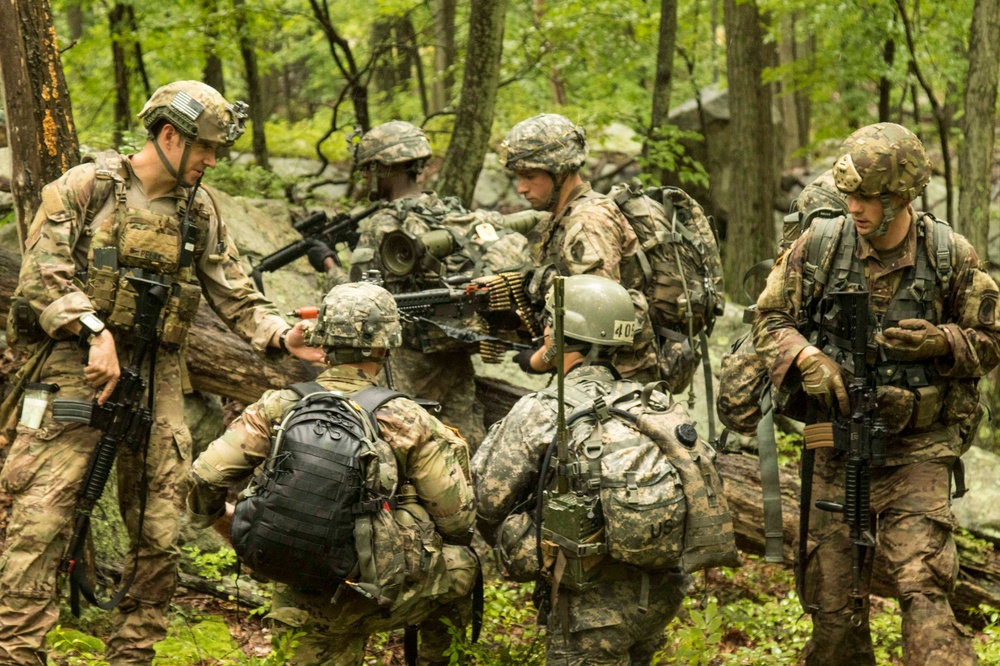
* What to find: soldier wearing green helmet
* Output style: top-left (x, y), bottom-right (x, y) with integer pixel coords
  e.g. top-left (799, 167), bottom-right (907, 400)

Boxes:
top-left (0, 81), bottom-right (322, 665)
top-left (325, 120), bottom-right (493, 449)
top-left (474, 274), bottom-right (691, 665)
top-left (187, 280), bottom-right (478, 665)
top-left (502, 114), bottom-right (661, 384)
top-left (753, 122), bottom-right (1000, 665)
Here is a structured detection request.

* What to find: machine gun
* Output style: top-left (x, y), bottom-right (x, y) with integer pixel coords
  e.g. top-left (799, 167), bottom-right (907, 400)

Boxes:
top-left (50, 273), bottom-right (170, 616)
top-left (814, 288), bottom-right (886, 622)
top-left (250, 203), bottom-right (380, 293)
top-left (393, 272), bottom-right (539, 362)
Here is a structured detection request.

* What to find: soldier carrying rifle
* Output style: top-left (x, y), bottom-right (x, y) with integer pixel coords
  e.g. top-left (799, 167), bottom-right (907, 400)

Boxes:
top-left (752, 122), bottom-right (1000, 666)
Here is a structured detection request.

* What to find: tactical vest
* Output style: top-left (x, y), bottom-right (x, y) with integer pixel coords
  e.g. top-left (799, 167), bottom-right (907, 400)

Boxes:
top-left (82, 151), bottom-right (215, 348)
top-left (802, 213), bottom-right (953, 390)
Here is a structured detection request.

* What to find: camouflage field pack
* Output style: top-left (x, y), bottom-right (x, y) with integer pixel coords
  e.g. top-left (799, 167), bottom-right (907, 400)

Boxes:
top-left (230, 384), bottom-right (407, 606)
top-left (609, 184), bottom-right (725, 345)
top-left (538, 382), bottom-right (739, 583)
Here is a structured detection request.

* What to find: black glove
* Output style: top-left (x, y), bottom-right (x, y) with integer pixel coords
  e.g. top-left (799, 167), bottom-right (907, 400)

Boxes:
top-left (305, 239), bottom-right (337, 272)
top-left (515, 347), bottom-right (548, 374)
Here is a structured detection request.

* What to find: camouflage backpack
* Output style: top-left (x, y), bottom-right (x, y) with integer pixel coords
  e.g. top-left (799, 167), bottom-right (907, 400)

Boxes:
top-left (230, 384), bottom-right (407, 606)
top-left (534, 381), bottom-right (739, 593)
top-left (609, 184), bottom-right (725, 342)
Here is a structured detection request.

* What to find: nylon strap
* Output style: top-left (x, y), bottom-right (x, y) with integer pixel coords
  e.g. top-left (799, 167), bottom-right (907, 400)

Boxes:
top-left (757, 389), bottom-right (784, 563)
top-left (797, 446), bottom-right (816, 610)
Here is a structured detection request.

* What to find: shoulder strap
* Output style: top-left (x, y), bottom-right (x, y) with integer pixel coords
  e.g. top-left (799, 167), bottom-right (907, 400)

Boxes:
top-left (288, 381), bottom-right (326, 398)
top-left (83, 150), bottom-right (127, 230)
top-left (924, 213), bottom-right (953, 293)
top-left (352, 386), bottom-right (406, 414)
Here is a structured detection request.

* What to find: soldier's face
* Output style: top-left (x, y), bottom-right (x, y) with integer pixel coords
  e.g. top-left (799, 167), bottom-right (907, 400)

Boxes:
top-left (516, 169), bottom-right (556, 211)
top-left (847, 193), bottom-right (885, 235)
top-left (161, 125), bottom-right (219, 186)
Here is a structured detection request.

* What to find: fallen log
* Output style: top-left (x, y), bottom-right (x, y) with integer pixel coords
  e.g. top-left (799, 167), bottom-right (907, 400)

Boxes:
top-left (715, 452), bottom-right (1000, 628)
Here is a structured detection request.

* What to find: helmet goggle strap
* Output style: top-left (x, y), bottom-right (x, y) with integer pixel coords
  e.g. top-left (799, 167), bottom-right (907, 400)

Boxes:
top-left (544, 172), bottom-right (569, 211)
top-left (325, 347), bottom-right (387, 365)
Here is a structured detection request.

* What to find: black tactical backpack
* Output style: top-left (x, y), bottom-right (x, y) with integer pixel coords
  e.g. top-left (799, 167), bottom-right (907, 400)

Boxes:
top-left (230, 384), bottom-right (404, 596)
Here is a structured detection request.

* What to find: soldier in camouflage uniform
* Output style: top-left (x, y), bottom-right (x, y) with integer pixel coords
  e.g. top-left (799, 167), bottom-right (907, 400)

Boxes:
top-left (753, 123), bottom-right (999, 665)
top-left (187, 282), bottom-right (478, 665)
top-left (324, 120), bottom-right (491, 448)
top-left (0, 81), bottom-right (324, 666)
top-left (473, 275), bottom-right (690, 665)
top-left (500, 114), bottom-right (669, 387)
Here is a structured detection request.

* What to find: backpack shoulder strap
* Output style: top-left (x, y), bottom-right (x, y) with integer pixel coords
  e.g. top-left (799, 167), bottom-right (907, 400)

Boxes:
top-left (288, 381), bottom-right (326, 398)
top-left (924, 213), bottom-right (953, 293)
top-left (352, 386), bottom-right (406, 414)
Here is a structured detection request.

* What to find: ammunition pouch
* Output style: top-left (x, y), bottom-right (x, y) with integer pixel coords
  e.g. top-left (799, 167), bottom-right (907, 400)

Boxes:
top-left (117, 208), bottom-right (183, 274)
top-left (7, 296), bottom-right (45, 347)
top-left (161, 282), bottom-right (202, 348)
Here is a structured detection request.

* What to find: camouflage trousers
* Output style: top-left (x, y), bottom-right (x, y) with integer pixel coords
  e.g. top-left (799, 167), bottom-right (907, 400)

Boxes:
top-left (382, 347), bottom-right (485, 450)
top-left (266, 544), bottom-right (479, 665)
top-left (800, 448), bottom-right (975, 666)
top-left (0, 342), bottom-right (192, 666)
top-left (544, 564), bottom-right (690, 666)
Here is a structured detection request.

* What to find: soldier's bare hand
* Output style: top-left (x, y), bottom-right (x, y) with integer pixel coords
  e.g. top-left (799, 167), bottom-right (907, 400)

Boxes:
top-left (283, 321), bottom-right (326, 362)
top-left (212, 502), bottom-right (235, 544)
top-left (84, 330), bottom-right (121, 405)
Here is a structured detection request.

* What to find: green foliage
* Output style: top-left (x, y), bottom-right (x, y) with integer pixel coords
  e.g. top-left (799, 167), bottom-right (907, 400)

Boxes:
top-left (46, 625), bottom-right (108, 666)
top-left (204, 159), bottom-right (290, 199)
top-left (638, 125), bottom-right (710, 189)
top-left (659, 600), bottom-right (724, 665)
top-left (153, 612), bottom-right (238, 664)
top-left (775, 429), bottom-right (803, 467)
top-left (440, 578), bottom-right (544, 665)
top-left (239, 630), bottom-right (305, 666)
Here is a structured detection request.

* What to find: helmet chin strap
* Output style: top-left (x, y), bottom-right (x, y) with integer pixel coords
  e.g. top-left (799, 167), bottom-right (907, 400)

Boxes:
top-left (541, 172), bottom-right (568, 212)
top-left (861, 193), bottom-right (903, 239)
top-left (152, 134), bottom-right (194, 186)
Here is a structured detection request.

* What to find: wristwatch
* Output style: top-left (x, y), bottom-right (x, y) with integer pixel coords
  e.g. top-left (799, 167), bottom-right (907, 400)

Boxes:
top-left (278, 328), bottom-right (291, 353)
top-left (79, 313), bottom-right (106, 344)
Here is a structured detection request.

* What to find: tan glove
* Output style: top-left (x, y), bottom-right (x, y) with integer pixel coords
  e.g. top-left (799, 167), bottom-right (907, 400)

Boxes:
top-left (877, 318), bottom-right (950, 361)
top-left (797, 348), bottom-right (850, 416)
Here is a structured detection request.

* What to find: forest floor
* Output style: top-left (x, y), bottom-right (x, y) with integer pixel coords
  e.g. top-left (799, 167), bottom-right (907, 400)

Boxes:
top-left (43, 554), bottom-right (1000, 665)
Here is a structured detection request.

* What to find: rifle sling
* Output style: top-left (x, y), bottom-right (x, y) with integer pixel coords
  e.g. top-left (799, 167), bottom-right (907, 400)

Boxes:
top-left (756, 390), bottom-right (784, 563)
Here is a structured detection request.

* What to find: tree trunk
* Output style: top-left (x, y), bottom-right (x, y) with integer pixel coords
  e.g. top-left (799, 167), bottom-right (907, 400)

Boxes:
top-left (778, 13), bottom-right (806, 169)
top-left (0, 0), bottom-right (80, 251)
top-left (722, 0), bottom-right (776, 305)
top-left (431, 0), bottom-right (457, 111)
top-left (958, 0), bottom-right (1000, 264)
top-left (126, 6), bottom-right (151, 99)
top-left (437, 0), bottom-right (508, 206)
top-left (371, 19), bottom-right (397, 94)
top-left (233, 0), bottom-right (270, 170)
top-left (878, 39), bottom-right (896, 122)
top-left (66, 0), bottom-right (84, 41)
top-left (109, 3), bottom-right (131, 149)
top-left (645, 0), bottom-right (678, 184)
top-left (308, 0), bottom-right (371, 132)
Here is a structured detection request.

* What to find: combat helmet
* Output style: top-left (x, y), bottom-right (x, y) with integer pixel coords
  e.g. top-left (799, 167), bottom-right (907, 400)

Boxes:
top-left (354, 121), bottom-right (432, 173)
top-left (138, 81), bottom-right (248, 147)
top-left (544, 275), bottom-right (635, 362)
top-left (832, 122), bottom-right (931, 237)
top-left (499, 114), bottom-right (588, 175)
top-left (307, 282), bottom-right (403, 364)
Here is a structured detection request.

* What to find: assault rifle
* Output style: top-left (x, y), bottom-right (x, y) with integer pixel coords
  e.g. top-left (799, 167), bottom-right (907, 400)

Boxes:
top-left (51, 273), bottom-right (170, 616)
top-left (814, 288), bottom-right (886, 622)
top-left (250, 203), bottom-right (380, 293)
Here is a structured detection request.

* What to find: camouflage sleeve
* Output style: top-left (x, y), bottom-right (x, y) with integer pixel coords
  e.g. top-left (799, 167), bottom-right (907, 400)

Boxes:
top-left (376, 398), bottom-right (476, 538)
top-left (19, 165), bottom-right (101, 336)
top-left (348, 209), bottom-right (403, 277)
top-left (195, 187), bottom-right (289, 352)
top-left (935, 234), bottom-right (1000, 378)
top-left (752, 232), bottom-right (814, 392)
top-left (560, 200), bottom-right (636, 280)
top-left (185, 388), bottom-right (294, 527)
top-left (471, 394), bottom-right (555, 544)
